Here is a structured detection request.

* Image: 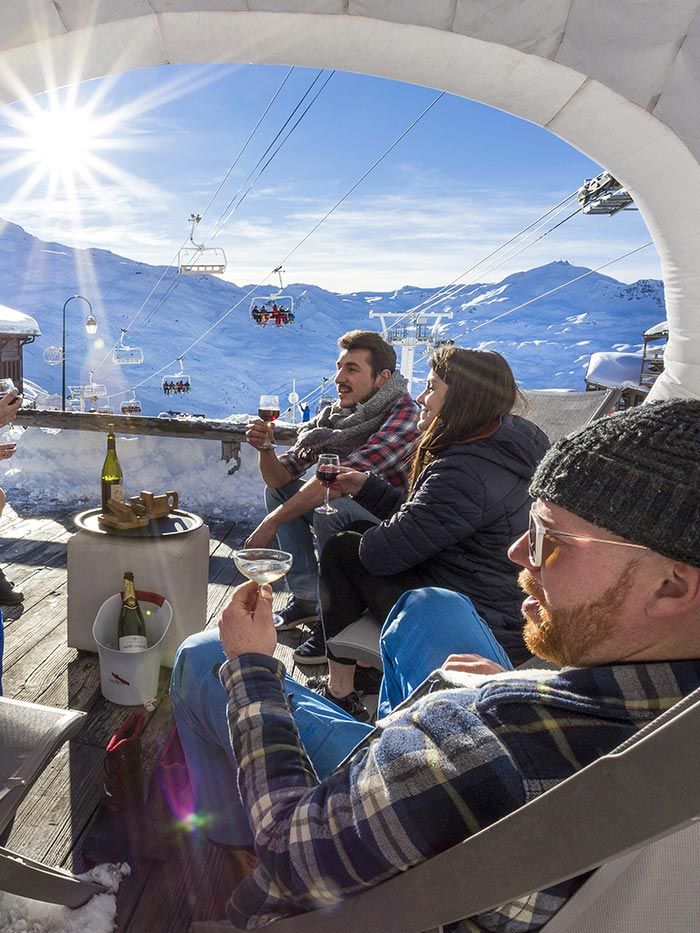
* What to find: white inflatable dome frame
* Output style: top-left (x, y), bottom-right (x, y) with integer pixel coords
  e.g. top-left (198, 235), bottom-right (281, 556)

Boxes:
top-left (0, 2), bottom-right (698, 400)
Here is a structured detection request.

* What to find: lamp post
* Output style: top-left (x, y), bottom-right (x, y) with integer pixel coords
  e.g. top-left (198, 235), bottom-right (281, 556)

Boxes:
top-left (61, 296), bottom-right (97, 412)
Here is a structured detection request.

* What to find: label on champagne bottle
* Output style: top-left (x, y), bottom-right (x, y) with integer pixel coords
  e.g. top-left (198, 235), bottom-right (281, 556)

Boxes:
top-left (119, 633), bottom-right (148, 652)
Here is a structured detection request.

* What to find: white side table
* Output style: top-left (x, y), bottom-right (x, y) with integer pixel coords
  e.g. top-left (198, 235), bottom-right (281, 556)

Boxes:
top-left (67, 523), bottom-right (210, 667)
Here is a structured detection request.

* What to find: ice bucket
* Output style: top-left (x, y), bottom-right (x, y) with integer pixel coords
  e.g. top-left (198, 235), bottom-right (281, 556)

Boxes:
top-left (92, 591), bottom-right (172, 705)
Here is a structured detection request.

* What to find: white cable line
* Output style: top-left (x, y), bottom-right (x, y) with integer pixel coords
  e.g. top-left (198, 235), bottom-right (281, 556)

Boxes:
top-left (290, 193), bottom-right (582, 409)
top-left (210, 71), bottom-right (336, 240)
top-left (411, 241), bottom-right (655, 371)
top-left (92, 68), bottom-right (296, 372)
top-left (392, 199), bottom-right (581, 323)
top-left (105, 90), bottom-right (446, 401)
top-left (200, 66), bottom-right (295, 223)
top-left (207, 70), bottom-right (332, 242)
top-left (131, 70), bottom-right (331, 343)
top-left (276, 91), bottom-right (445, 271)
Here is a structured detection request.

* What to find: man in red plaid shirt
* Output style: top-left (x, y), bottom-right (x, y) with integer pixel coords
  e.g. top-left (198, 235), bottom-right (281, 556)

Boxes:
top-left (245, 330), bottom-right (419, 660)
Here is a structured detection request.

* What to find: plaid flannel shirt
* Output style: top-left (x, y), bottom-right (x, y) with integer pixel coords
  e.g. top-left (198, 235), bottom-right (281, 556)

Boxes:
top-left (220, 655), bottom-right (700, 931)
top-left (278, 393), bottom-right (419, 493)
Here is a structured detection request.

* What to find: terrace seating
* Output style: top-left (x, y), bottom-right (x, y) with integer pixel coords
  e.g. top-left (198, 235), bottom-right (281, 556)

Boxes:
top-left (0, 695), bottom-right (106, 907)
top-left (190, 686), bottom-right (700, 933)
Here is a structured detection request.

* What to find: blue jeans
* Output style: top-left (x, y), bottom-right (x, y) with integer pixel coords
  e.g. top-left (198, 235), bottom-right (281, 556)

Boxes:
top-left (170, 588), bottom-right (513, 847)
top-left (265, 479), bottom-right (379, 602)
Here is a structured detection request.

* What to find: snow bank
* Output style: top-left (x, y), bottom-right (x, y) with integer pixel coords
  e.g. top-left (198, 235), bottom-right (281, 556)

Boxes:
top-left (0, 862), bottom-right (128, 933)
top-left (0, 425), bottom-right (272, 521)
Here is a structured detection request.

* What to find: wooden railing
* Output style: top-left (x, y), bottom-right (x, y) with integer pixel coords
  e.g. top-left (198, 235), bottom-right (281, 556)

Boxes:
top-left (15, 410), bottom-right (300, 474)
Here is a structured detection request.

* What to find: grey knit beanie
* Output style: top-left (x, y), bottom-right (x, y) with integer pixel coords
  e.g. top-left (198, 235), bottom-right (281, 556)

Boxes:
top-left (530, 399), bottom-right (700, 567)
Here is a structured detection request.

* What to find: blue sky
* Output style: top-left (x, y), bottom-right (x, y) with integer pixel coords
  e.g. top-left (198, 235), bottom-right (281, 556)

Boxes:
top-left (0, 63), bottom-right (659, 292)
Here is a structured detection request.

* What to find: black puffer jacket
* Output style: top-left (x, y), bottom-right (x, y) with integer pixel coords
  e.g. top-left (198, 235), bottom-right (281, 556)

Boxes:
top-left (355, 414), bottom-right (550, 663)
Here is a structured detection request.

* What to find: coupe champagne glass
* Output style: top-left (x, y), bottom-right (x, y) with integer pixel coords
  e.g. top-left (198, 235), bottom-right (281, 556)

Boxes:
top-left (233, 548), bottom-right (293, 588)
top-left (0, 378), bottom-right (18, 441)
top-left (0, 378), bottom-right (15, 398)
top-left (258, 394), bottom-right (280, 450)
top-left (315, 454), bottom-right (340, 514)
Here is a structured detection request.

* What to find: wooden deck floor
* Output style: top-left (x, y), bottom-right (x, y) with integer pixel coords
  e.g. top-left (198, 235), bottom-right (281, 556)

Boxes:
top-left (1, 505), bottom-right (327, 932)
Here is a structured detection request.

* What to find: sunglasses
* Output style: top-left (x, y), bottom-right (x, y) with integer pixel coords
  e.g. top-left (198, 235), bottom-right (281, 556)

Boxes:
top-left (528, 508), bottom-right (648, 568)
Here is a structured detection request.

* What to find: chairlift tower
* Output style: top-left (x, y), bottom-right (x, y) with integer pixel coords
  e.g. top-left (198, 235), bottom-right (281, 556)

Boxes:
top-left (369, 310), bottom-right (453, 391)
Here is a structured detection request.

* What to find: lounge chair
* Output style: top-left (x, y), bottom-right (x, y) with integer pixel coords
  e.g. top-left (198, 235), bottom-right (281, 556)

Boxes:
top-left (191, 685), bottom-right (700, 932)
top-left (0, 695), bottom-right (106, 907)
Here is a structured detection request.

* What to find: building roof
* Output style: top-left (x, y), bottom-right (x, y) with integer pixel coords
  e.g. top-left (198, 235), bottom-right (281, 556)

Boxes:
top-left (0, 304), bottom-right (41, 336)
top-left (644, 320), bottom-right (670, 339)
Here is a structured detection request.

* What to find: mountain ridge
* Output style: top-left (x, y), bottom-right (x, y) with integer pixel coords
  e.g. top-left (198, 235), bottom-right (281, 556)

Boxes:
top-left (0, 217), bottom-right (664, 417)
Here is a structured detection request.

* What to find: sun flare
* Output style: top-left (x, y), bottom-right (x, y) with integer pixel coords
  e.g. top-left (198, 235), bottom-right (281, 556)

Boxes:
top-left (24, 105), bottom-right (98, 177)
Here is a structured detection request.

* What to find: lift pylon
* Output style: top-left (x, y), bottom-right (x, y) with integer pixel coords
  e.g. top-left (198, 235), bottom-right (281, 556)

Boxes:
top-left (369, 310), bottom-right (454, 391)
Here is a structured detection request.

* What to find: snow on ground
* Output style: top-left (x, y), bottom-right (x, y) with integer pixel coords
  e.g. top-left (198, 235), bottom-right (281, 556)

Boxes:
top-left (0, 862), bottom-right (129, 933)
top-left (0, 423), bottom-right (271, 521)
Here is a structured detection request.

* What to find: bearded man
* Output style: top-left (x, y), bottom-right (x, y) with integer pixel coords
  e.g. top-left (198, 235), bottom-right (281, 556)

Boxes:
top-left (171, 398), bottom-right (699, 930)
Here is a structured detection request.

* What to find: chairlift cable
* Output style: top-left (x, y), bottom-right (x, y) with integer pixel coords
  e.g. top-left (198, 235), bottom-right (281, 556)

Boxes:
top-left (206, 70), bottom-right (334, 242)
top-left (92, 68), bottom-right (297, 372)
top-left (126, 70), bottom-right (331, 347)
top-left (371, 193), bottom-right (581, 335)
top-left (410, 203), bottom-right (583, 320)
top-left (290, 192), bottom-right (583, 409)
top-left (278, 90), bottom-right (445, 271)
top-left (211, 71), bottom-right (336, 237)
top-left (199, 66), bottom-right (295, 222)
top-left (107, 89), bottom-right (445, 400)
top-left (411, 241), bottom-right (655, 371)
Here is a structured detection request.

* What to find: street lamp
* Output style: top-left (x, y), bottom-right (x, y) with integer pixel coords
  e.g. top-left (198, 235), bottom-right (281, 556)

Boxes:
top-left (61, 295), bottom-right (97, 412)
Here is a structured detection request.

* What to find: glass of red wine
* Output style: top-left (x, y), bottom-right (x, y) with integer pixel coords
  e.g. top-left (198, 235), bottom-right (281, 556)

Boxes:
top-left (258, 394), bottom-right (280, 450)
top-left (315, 453), bottom-right (340, 514)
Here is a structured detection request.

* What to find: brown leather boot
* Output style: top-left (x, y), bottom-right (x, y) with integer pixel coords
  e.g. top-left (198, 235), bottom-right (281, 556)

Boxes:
top-left (82, 713), bottom-right (144, 863)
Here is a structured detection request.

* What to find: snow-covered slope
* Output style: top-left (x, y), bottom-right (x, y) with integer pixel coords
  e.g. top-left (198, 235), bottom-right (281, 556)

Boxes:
top-left (0, 219), bottom-right (664, 418)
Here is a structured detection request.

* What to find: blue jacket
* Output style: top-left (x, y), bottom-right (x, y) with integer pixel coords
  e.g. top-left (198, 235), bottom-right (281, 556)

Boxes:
top-left (354, 414), bottom-right (550, 662)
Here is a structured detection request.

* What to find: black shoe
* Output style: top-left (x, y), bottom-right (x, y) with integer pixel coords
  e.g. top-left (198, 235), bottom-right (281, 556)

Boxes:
top-left (354, 665), bottom-right (383, 695)
top-left (293, 622), bottom-right (327, 665)
top-left (306, 666), bottom-right (382, 695)
top-left (316, 683), bottom-right (370, 723)
top-left (273, 597), bottom-right (319, 631)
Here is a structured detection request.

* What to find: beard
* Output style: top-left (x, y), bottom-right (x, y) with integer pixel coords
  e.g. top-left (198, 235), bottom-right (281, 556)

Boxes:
top-left (518, 565), bottom-right (636, 666)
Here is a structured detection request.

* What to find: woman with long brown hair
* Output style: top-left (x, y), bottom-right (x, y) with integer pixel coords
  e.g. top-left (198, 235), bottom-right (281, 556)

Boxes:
top-left (306, 346), bottom-right (549, 720)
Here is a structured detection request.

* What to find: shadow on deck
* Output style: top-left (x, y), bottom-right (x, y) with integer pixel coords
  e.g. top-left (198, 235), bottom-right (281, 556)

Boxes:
top-left (1, 506), bottom-right (326, 932)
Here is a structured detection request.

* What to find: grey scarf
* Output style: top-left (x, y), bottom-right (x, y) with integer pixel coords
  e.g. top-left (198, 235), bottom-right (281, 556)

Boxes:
top-left (295, 371), bottom-right (409, 458)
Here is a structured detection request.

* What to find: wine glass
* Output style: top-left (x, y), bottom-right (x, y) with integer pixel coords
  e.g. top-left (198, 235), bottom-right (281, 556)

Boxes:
top-left (0, 378), bottom-right (15, 396)
top-left (315, 454), bottom-right (340, 514)
top-left (233, 548), bottom-right (293, 587)
top-left (258, 394), bottom-right (280, 450)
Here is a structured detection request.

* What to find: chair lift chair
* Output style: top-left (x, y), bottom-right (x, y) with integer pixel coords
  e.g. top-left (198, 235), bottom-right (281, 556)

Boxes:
top-left (191, 685), bottom-right (700, 933)
top-left (0, 695), bottom-right (106, 907)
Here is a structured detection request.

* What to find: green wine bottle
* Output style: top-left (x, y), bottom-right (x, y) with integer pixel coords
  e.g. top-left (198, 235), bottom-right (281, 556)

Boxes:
top-left (118, 572), bottom-right (147, 653)
top-left (101, 423), bottom-right (123, 512)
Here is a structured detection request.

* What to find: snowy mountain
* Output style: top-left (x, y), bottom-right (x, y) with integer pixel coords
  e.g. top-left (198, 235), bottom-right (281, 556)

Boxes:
top-left (0, 220), bottom-right (664, 418)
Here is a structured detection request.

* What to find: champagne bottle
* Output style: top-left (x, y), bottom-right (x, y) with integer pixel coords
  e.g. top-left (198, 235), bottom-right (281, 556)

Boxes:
top-left (101, 422), bottom-right (123, 512)
top-left (118, 572), bottom-right (147, 652)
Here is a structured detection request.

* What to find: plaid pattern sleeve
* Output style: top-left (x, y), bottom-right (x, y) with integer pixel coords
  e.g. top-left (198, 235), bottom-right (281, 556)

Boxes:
top-left (220, 655), bottom-right (526, 929)
top-left (341, 393), bottom-right (419, 492)
top-left (220, 656), bottom-right (700, 932)
top-left (277, 444), bottom-right (317, 481)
